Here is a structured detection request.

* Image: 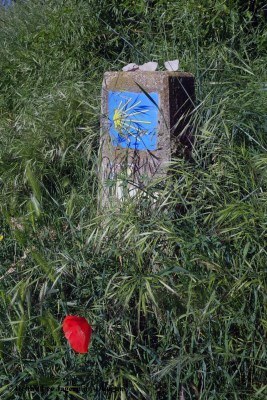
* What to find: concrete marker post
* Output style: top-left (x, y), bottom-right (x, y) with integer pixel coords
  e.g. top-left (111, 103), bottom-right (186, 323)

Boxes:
top-left (99, 71), bottom-right (195, 207)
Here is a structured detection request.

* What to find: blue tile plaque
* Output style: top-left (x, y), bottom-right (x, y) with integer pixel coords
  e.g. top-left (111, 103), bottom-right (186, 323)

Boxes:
top-left (108, 91), bottom-right (159, 151)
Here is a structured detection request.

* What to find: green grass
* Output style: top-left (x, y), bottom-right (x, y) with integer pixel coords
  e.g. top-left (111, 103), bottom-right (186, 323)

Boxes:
top-left (0, 0), bottom-right (266, 399)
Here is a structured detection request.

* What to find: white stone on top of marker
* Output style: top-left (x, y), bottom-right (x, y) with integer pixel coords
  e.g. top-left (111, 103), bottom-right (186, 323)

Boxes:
top-left (164, 59), bottom-right (179, 71)
top-left (139, 62), bottom-right (158, 71)
top-left (122, 63), bottom-right (139, 71)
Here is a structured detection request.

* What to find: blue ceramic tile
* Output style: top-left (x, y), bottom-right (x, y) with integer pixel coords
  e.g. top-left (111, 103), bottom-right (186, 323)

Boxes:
top-left (108, 91), bottom-right (159, 151)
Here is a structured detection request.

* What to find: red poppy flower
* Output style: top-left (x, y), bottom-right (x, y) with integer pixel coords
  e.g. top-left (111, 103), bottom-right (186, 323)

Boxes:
top-left (62, 315), bottom-right (92, 353)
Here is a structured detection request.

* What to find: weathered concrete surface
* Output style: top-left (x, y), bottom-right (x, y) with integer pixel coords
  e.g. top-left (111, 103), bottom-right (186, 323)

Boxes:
top-left (99, 71), bottom-right (195, 206)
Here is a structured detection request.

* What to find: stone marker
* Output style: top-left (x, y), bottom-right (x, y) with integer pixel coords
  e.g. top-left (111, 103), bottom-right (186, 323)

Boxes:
top-left (99, 71), bottom-right (195, 206)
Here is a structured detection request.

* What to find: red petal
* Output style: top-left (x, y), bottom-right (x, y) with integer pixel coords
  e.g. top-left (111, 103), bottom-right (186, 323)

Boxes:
top-left (62, 315), bottom-right (92, 353)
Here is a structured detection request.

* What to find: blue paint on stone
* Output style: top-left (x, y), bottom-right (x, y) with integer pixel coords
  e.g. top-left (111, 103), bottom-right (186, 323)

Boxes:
top-left (108, 91), bottom-right (159, 151)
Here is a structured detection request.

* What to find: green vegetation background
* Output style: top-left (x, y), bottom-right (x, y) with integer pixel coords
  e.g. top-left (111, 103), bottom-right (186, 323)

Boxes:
top-left (0, 0), bottom-right (266, 399)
